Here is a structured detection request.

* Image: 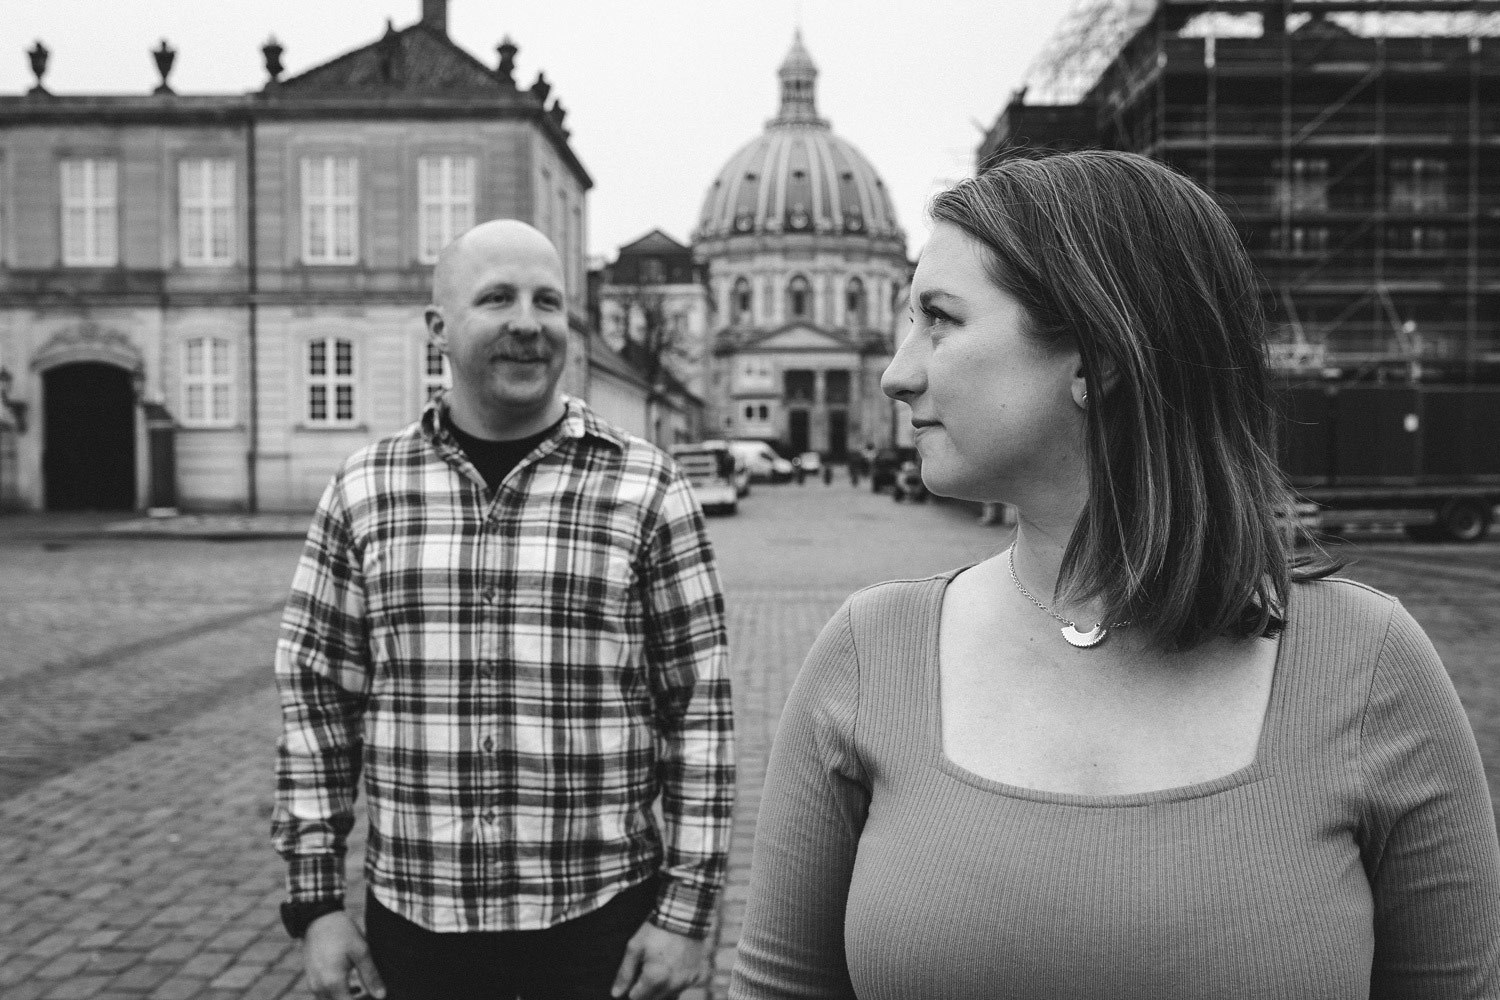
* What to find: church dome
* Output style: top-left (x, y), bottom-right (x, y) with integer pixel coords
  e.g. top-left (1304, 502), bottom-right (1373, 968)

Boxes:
top-left (695, 31), bottom-right (902, 244)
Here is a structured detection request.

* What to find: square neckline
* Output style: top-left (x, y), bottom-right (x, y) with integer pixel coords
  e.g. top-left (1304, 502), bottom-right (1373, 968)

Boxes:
top-left (924, 566), bottom-right (1293, 808)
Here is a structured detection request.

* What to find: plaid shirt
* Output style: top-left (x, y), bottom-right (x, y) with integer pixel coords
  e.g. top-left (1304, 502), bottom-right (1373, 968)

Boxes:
top-left (272, 395), bottom-right (734, 938)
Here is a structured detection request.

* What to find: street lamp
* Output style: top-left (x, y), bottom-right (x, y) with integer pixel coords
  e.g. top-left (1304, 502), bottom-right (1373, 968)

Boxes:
top-left (0, 367), bottom-right (28, 433)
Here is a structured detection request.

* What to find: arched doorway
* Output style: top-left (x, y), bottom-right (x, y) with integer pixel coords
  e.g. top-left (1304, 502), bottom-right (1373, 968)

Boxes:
top-left (44, 362), bottom-right (136, 510)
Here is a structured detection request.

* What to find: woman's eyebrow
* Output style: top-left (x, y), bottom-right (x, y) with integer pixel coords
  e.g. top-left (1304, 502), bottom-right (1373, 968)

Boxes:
top-left (918, 289), bottom-right (961, 310)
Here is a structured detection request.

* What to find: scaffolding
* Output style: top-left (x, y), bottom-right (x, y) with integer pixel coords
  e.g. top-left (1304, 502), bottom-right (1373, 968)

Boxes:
top-left (999, 0), bottom-right (1500, 382)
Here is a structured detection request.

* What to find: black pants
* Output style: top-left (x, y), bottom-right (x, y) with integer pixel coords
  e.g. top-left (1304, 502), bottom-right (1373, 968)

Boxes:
top-left (365, 878), bottom-right (658, 1000)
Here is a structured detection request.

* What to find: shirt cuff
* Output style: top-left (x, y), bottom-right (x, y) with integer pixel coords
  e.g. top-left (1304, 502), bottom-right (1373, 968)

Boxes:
top-left (284, 853), bottom-right (346, 905)
top-left (649, 876), bottom-right (719, 940)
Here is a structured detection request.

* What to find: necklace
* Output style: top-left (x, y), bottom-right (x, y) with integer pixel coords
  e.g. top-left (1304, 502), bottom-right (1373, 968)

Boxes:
top-left (1006, 546), bottom-right (1131, 649)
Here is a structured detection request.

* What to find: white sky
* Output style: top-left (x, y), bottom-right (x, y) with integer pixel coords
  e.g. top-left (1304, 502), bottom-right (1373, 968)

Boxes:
top-left (1, 0), bottom-right (1076, 260)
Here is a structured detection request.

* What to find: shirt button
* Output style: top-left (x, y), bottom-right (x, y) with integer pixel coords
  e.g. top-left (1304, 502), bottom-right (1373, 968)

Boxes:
top-left (482, 736), bottom-right (495, 752)
top-left (482, 586), bottom-right (498, 603)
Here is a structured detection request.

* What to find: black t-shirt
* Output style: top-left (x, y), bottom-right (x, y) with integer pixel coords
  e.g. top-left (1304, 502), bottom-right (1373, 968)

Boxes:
top-left (444, 412), bottom-right (562, 492)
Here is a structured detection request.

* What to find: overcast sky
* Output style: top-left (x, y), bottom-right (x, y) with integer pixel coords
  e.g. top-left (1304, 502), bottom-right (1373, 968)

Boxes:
top-left (1, 0), bottom-right (1076, 260)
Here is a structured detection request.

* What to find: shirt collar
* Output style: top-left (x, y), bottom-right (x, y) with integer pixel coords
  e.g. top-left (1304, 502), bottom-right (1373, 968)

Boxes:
top-left (421, 392), bottom-right (625, 457)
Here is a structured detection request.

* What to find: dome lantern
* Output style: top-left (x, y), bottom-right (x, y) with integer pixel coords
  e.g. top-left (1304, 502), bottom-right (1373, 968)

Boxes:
top-left (775, 29), bottom-right (823, 126)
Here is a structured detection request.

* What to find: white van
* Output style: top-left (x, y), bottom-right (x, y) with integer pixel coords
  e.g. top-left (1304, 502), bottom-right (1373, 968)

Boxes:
top-left (729, 440), bottom-right (793, 483)
top-left (669, 443), bottom-right (740, 515)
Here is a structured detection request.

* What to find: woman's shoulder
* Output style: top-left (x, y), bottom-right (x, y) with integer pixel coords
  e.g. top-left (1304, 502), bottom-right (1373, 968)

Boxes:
top-left (1290, 574), bottom-right (1401, 626)
top-left (842, 569), bottom-right (964, 631)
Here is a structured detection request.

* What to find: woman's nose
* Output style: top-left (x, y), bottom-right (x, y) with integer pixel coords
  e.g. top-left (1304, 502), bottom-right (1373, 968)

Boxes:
top-left (881, 336), bottom-right (924, 401)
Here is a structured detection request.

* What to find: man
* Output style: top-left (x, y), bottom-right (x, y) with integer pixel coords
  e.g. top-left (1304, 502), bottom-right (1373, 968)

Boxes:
top-left (273, 220), bottom-right (734, 1000)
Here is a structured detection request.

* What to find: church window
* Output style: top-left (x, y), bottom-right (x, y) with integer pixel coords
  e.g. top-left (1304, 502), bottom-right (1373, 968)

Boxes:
top-left (301, 156), bottom-right (359, 264)
top-left (641, 258), bottom-right (665, 284)
top-left (845, 278), bottom-right (867, 327)
top-left (732, 278), bottom-right (752, 323)
top-left (418, 156), bottom-right (475, 263)
top-left (181, 337), bottom-right (234, 426)
top-left (60, 159), bottom-right (118, 266)
top-left (424, 342), bottom-right (450, 401)
top-left (787, 275), bottom-right (811, 320)
top-left (307, 337), bottom-right (356, 424)
top-left (179, 159), bottom-right (235, 266)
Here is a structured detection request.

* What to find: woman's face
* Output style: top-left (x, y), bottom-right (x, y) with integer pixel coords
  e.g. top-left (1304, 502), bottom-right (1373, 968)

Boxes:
top-left (881, 222), bottom-right (1086, 504)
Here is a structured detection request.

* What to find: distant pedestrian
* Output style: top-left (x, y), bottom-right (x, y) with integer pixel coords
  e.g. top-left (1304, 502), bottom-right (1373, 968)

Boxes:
top-left (795, 462), bottom-right (806, 485)
top-left (732, 151), bottom-right (1500, 998)
top-left (274, 220), bottom-right (733, 1000)
top-left (849, 457), bottom-right (862, 487)
top-left (822, 463), bottom-right (833, 486)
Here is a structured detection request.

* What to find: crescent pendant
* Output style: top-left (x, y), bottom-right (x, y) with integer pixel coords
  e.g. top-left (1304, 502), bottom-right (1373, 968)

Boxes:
top-left (1060, 624), bottom-right (1109, 648)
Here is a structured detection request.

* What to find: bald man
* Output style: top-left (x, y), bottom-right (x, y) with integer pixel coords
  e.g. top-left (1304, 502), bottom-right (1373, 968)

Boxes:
top-left (273, 221), bottom-right (734, 1000)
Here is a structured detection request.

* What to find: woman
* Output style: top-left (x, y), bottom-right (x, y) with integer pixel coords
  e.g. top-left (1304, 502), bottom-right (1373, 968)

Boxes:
top-left (729, 151), bottom-right (1500, 999)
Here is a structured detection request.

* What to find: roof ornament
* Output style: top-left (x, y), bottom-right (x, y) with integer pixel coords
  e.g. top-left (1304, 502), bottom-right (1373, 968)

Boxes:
top-left (152, 39), bottom-right (176, 95)
top-left (548, 100), bottom-right (569, 136)
top-left (774, 28), bottom-right (825, 126)
top-left (26, 40), bottom-right (49, 96)
top-left (530, 71), bottom-right (551, 105)
top-left (262, 36), bottom-right (284, 84)
top-left (496, 36), bottom-right (518, 88)
top-left (377, 20), bottom-right (400, 83)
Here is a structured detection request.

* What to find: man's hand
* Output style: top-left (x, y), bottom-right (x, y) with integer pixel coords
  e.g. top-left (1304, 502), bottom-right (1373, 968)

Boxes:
top-left (302, 910), bottom-right (387, 1000)
top-left (610, 921), bottom-right (708, 1000)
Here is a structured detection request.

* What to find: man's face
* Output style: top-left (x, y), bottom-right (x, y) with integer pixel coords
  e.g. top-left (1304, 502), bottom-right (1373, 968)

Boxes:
top-left (429, 228), bottom-right (569, 425)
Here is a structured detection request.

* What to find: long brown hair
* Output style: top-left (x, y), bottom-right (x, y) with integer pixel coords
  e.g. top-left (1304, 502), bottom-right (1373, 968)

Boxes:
top-left (930, 150), bottom-right (1335, 652)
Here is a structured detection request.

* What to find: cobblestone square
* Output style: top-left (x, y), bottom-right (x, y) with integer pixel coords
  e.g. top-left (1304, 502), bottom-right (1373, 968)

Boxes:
top-left (2, 483), bottom-right (1497, 998)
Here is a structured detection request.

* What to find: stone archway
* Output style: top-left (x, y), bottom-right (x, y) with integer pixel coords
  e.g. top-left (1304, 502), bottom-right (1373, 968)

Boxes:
top-left (33, 324), bottom-right (143, 511)
top-left (43, 363), bottom-right (136, 510)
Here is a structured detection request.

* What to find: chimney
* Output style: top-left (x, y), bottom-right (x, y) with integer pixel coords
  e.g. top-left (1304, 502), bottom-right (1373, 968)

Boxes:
top-left (421, 0), bottom-right (447, 34)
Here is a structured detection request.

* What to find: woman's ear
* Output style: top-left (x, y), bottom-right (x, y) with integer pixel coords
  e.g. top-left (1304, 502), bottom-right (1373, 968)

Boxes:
top-left (1071, 356), bottom-right (1119, 409)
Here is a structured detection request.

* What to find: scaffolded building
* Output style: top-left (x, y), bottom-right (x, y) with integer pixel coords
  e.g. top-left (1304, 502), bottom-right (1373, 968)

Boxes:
top-left (981, 0), bottom-right (1500, 383)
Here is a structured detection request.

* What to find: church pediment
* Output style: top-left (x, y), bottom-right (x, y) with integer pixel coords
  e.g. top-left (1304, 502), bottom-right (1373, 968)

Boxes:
top-left (743, 324), bottom-right (854, 353)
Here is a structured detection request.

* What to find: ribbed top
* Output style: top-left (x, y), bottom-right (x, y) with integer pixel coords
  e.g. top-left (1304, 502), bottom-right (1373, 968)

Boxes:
top-left (730, 575), bottom-right (1500, 999)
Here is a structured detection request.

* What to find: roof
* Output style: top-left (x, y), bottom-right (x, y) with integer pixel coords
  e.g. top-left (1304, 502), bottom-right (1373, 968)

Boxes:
top-left (616, 229), bottom-right (691, 257)
top-left (694, 32), bottom-right (903, 247)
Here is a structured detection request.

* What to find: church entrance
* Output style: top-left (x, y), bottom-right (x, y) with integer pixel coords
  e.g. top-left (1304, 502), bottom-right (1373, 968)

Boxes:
top-left (827, 410), bottom-right (848, 462)
top-left (44, 362), bottom-right (136, 511)
top-left (788, 409), bottom-right (810, 455)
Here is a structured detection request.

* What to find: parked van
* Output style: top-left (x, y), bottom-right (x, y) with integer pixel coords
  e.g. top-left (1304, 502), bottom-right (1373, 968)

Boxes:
top-left (669, 442), bottom-right (741, 515)
top-left (729, 440), bottom-right (793, 483)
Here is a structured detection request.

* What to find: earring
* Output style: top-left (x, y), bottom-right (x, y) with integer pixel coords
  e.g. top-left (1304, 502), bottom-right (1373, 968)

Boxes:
top-left (1082, 389), bottom-right (1089, 405)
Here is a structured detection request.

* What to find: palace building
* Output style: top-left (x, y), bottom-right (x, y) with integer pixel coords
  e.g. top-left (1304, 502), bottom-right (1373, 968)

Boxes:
top-left (693, 32), bottom-right (910, 460)
top-left (0, 1), bottom-right (650, 512)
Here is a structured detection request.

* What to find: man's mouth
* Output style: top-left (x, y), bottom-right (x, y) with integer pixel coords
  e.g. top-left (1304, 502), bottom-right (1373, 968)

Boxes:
top-left (495, 351), bottom-right (548, 363)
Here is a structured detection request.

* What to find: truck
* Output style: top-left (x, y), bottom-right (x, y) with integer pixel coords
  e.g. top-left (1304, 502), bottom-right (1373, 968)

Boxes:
top-left (1277, 381), bottom-right (1500, 543)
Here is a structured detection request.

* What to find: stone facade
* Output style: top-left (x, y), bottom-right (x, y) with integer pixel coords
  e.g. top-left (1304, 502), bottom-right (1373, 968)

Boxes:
top-left (0, 3), bottom-right (621, 511)
top-left (693, 32), bottom-right (909, 459)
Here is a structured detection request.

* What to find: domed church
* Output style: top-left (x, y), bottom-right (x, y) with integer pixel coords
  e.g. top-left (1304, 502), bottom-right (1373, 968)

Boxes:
top-left (694, 32), bottom-right (909, 460)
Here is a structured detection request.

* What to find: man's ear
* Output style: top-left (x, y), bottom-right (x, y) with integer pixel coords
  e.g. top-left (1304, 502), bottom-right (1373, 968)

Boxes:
top-left (424, 305), bottom-right (446, 353)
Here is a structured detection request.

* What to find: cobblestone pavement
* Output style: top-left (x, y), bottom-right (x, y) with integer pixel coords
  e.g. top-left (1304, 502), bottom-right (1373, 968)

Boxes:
top-left (1, 483), bottom-right (1497, 999)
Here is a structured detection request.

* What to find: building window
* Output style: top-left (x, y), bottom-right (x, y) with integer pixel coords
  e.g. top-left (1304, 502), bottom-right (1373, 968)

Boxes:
top-left (1390, 158), bottom-right (1448, 213)
top-left (732, 278), bottom-right (752, 324)
top-left (60, 159), bottom-right (118, 266)
top-left (1393, 226), bottom-right (1448, 255)
top-left (424, 342), bottom-right (451, 400)
top-left (758, 404), bottom-right (769, 420)
top-left (307, 337), bottom-right (356, 424)
top-left (1274, 226), bottom-right (1329, 256)
top-left (1273, 158), bottom-right (1328, 213)
top-left (641, 258), bottom-right (665, 284)
top-left (845, 277), bottom-right (867, 327)
top-left (787, 275), bottom-right (811, 320)
top-left (181, 337), bottom-right (234, 426)
top-left (301, 156), bottom-right (359, 264)
top-left (825, 369), bottom-right (851, 405)
top-left (418, 155), bottom-right (475, 263)
top-left (179, 159), bottom-right (235, 266)
top-left (784, 369), bottom-right (815, 403)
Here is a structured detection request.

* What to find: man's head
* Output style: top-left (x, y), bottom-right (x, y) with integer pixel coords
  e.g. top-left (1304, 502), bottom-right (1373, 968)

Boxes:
top-left (426, 219), bottom-right (569, 438)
